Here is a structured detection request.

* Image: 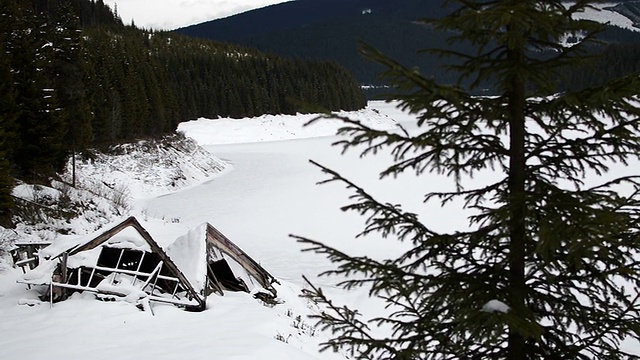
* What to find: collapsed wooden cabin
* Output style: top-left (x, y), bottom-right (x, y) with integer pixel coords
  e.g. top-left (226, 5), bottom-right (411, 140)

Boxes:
top-left (19, 216), bottom-right (278, 311)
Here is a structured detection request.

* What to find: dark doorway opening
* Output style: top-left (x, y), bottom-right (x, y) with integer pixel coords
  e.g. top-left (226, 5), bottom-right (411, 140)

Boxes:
top-left (208, 259), bottom-right (248, 292)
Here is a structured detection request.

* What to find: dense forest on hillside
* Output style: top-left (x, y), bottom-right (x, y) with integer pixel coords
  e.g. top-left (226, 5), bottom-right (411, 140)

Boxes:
top-left (0, 0), bottom-right (366, 222)
top-left (177, 0), bottom-right (640, 96)
top-left (83, 28), bottom-right (365, 144)
top-left (566, 26), bottom-right (640, 91)
top-left (176, 0), bottom-right (457, 90)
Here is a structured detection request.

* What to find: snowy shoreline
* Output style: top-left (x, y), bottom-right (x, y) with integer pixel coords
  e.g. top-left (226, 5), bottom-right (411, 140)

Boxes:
top-left (178, 103), bottom-right (400, 146)
top-left (0, 101), bottom-right (405, 360)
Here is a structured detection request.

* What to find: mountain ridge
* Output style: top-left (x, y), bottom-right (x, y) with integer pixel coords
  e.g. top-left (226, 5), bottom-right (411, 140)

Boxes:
top-left (175, 0), bottom-right (640, 94)
top-left (175, 0), bottom-right (447, 42)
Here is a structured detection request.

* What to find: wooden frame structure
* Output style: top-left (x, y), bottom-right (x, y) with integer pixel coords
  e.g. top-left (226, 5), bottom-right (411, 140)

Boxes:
top-left (11, 241), bottom-right (51, 273)
top-left (205, 223), bottom-right (278, 298)
top-left (19, 217), bottom-right (279, 311)
top-left (20, 217), bottom-right (206, 311)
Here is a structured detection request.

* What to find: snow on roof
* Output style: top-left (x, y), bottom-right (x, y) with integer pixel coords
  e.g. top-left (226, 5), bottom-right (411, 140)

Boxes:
top-left (166, 223), bottom-right (208, 293)
top-left (18, 215), bottom-right (278, 312)
top-left (38, 218), bottom-right (145, 260)
top-left (178, 107), bottom-right (398, 146)
top-left (104, 226), bottom-right (151, 251)
top-left (39, 232), bottom-right (95, 260)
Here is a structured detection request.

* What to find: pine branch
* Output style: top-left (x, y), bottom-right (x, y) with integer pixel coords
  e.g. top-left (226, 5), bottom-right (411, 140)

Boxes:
top-left (297, 0), bottom-right (640, 358)
top-left (309, 160), bottom-right (439, 243)
top-left (301, 276), bottom-right (399, 359)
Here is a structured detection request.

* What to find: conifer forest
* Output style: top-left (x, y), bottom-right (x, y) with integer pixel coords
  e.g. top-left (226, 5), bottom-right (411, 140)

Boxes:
top-left (0, 0), bottom-right (366, 195)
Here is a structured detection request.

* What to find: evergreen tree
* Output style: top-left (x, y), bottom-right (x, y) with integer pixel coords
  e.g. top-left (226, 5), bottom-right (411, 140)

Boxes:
top-left (2, 0), bottom-right (365, 175)
top-left (0, 2), bottom-right (17, 222)
top-left (51, 0), bottom-right (94, 154)
top-left (295, 1), bottom-right (640, 359)
top-left (7, 4), bottom-right (66, 178)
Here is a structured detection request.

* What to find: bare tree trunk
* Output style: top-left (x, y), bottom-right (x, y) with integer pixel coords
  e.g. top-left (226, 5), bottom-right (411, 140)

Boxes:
top-left (506, 24), bottom-right (528, 360)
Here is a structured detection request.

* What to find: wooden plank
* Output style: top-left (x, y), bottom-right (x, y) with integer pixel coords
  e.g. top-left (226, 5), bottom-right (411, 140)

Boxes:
top-left (206, 223), bottom-right (278, 295)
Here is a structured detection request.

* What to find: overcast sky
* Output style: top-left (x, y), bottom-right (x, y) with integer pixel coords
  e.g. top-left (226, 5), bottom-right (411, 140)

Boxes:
top-left (103, 0), bottom-right (291, 30)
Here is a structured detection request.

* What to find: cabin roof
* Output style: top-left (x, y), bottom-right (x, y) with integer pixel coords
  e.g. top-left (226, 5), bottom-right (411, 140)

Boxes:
top-left (19, 216), bottom-right (278, 311)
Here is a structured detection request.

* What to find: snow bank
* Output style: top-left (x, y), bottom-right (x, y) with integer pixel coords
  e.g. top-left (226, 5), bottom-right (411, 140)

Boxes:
top-left (166, 223), bottom-right (208, 293)
top-left (0, 104), bottom-right (410, 360)
top-left (571, 2), bottom-right (639, 31)
top-left (60, 135), bottom-right (229, 200)
top-left (12, 184), bottom-right (61, 203)
top-left (178, 106), bottom-right (399, 145)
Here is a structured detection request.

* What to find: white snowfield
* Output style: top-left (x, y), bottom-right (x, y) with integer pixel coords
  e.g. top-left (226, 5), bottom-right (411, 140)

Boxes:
top-left (571, 2), bottom-right (639, 31)
top-left (0, 102), bottom-right (403, 360)
top-left (1, 100), bottom-right (639, 359)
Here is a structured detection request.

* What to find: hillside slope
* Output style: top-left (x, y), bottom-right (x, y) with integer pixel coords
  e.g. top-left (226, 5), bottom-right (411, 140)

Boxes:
top-left (175, 0), bottom-right (640, 93)
top-left (175, 0), bottom-right (454, 89)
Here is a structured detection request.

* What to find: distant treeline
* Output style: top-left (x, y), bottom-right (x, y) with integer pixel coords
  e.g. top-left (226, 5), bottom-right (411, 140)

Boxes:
top-left (566, 26), bottom-right (640, 91)
top-left (84, 28), bottom-right (365, 144)
top-left (0, 0), bottom-right (365, 179)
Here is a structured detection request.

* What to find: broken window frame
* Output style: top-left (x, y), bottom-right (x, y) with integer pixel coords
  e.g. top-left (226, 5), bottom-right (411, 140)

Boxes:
top-left (48, 245), bottom-right (202, 308)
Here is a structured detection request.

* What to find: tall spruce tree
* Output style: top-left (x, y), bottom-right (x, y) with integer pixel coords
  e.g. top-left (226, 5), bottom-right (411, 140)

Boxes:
top-left (0, 23), bottom-right (16, 224)
top-left (6, 3), bottom-right (67, 179)
top-left (295, 0), bottom-right (640, 359)
top-left (52, 1), bottom-right (94, 153)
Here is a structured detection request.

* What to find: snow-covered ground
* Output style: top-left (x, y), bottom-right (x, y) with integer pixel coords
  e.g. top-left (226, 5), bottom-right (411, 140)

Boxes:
top-left (0, 102), bottom-right (412, 360)
top-left (1, 100), bottom-right (638, 359)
